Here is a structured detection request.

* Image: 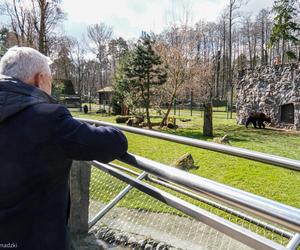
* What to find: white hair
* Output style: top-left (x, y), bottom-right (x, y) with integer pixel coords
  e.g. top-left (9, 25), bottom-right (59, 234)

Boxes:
top-left (0, 46), bottom-right (52, 83)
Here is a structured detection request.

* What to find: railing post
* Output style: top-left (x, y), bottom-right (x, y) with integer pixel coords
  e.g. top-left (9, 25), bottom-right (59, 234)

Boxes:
top-left (69, 161), bottom-right (91, 235)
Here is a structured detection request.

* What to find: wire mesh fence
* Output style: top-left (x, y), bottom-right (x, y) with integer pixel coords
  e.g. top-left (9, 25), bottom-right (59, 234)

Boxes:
top-left (87, 163), bottom-right (297, 250)
top-left (142, 176), bottom-right (292, 247)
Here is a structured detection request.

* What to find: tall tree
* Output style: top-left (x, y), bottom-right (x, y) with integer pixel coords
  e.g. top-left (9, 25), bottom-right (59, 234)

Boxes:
top-left (87, 23), bottom-right (113, 87)
top-left (1, 0), bottom-right (31, 46)
top-left (257, 9), bottom-right (270, 66)
top-left (156, 25), bottom-right (198, 127)
top-left (124, 33), bottom-right (167, 129)
top-left (108, 37), bottom-right (128, 74)
top-left (111, 52), bottom-right (140, 115)
top-left (71, 39), bottom-right (87, 99)
top-left (51, 36), bottom-right (73, 80)
top-left (31, 0), bottom-right (65, 54)
top-left (269, 0), bottom-right (300, 64)
top-left (1, 0), bottom-right (65, 55)
top-left (228, 0), bottom-right (244, 118)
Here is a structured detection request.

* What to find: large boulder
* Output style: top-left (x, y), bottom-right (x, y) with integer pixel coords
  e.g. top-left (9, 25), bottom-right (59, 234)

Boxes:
top-left (126, 116), bottom-right (144, 127)
top-left (172, 153), bottom-right (198, 171)
top-left (116, 115), bottom-right (132, 123)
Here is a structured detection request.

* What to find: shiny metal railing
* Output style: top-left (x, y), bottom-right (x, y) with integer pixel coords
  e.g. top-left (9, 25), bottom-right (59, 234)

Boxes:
top-left (120, 153), bottom-right (300, 233)
top-left (75, 118), bottom-right (300, 250)
top-left (76, 118), bottom-right (300, 172)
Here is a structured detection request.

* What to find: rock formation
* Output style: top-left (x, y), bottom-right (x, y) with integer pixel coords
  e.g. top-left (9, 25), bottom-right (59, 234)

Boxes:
top-left (236, 64), bottom-right (300, 130)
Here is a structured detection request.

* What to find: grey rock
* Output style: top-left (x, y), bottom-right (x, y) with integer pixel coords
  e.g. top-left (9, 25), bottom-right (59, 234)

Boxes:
top-left (139, 239), bottom-right (147, 248)
top-left (172, 153), bottom-right (198, 171)
top-left (97, 228), bottom-right (110, 239)
top-left (144, 243), bottom-right (153, 250)
top-left (127, 237), bottom-right (137, 245)
top-left (156, 243), bottom-right (169, 250)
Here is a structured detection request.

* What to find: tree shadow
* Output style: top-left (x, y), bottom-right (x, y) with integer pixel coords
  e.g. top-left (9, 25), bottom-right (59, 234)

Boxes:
top-left (155, 123), bottom-right (300, 145)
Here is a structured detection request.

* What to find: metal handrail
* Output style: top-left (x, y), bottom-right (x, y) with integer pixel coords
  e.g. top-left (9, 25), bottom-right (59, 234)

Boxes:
top-left (109, 162), bottom-right (294, 238)
top-left (76, 118), bottom-right (300, 172)
top-left (108, 163), bottom-right (294, 238)
top-left (120, 153), bottom-right (300, 233)
top-left (90, 160), bottom-right (288, 250)
top-left (76, 118), bottom-right (300, 248)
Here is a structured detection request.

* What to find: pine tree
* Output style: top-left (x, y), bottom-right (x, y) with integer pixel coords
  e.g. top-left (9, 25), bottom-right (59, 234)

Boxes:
top-left (269, 0), bottom-right (300, 64)
top-left (124, 32), bottom-right (167, 129)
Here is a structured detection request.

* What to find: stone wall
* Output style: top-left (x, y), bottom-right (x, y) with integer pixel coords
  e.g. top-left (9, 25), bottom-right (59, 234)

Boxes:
top-left (236, 64), bottom-right (300, 130)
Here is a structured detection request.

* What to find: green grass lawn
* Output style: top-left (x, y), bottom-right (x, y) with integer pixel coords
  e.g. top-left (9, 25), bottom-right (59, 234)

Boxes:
top-left (73, 109), bottom-right (300, 209)
top-left (74, 109), bottom-right (300, 245)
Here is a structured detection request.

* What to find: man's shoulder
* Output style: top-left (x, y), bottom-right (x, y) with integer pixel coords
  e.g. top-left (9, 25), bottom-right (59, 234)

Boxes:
top-left (27, 103), bottom-right (71, 119)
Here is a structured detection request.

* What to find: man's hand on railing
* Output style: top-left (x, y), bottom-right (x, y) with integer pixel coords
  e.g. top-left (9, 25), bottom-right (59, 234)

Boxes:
top-left (53, 106), bottom-right (128, 163)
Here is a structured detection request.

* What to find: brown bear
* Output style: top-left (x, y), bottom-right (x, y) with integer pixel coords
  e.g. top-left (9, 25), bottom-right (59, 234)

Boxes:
top-left (245, 112), bottom-right (271, 129)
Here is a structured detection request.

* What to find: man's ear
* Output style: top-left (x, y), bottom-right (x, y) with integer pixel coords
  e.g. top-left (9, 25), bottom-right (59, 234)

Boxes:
top-left (33, 72), bottom-right (42, 88)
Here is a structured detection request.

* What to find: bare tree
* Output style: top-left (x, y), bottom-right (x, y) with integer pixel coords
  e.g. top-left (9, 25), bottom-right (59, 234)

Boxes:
top-left (51, 36), bottom-right (73, 80)
top-left (256, 9), bottom-right (270, 66)
top-left (71, 39), bottom-right (87, 99)
top-left (1, 0), bottom-right (31, 46)
top-left (1, 0), bottom-right (65, 55)
top-left (30, 0), bottom-right (65, 54)
top-left (155, 25), bottom-right (198, 127)
top-left (87, 23), bottom-right (113, 87)
top-left (227, 0), bottom-right (245, 118)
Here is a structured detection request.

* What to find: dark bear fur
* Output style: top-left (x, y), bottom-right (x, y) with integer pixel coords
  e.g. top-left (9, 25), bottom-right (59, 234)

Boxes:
top-left (245, 112), bottom-right (271, 129)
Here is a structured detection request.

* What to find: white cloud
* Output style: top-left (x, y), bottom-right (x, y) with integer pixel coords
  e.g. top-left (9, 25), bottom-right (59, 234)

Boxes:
top-left (61, 0), bottom-right (274, 39)
top-left (62, 0), bottom-right (170, 38)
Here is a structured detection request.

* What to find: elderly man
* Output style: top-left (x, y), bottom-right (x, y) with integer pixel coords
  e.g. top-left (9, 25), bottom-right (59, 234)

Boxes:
top-left (0, 47), bottom-right (128, 250)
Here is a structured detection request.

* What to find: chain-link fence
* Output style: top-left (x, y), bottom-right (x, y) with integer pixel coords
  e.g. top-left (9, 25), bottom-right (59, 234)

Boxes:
top-left (87, 162), bottom-right (297, 250)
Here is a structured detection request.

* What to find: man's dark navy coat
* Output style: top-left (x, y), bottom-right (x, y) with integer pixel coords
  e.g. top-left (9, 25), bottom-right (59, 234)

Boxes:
top-left (0, 76), bottom-right (128, 250)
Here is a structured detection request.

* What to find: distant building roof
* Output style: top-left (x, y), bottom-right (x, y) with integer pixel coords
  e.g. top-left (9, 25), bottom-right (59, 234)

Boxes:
top-left (97, 86), bottom-right (114, 93)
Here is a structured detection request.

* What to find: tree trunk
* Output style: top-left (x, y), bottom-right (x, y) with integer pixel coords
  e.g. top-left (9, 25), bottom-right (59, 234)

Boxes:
top-left (261, 18), bottom-right (265, 66)
top-left (281, 39), bottom-right (285, 65)
top-left (215, 50), bottom-right (221, 98)
top-left (222, 19), bottom-right (226, 99)
top-left (145, 104), bottom-right (151, 129)
top-left (203, 102), bottom-right (213, 137)
top-left (248, 33), bottom-right (253, 68)
top-left (253, 36), bottom-right (257, 67)
top-left (160, 92), bottom-right (176, 128)
top-left (145, 79), bottom-right (152, 129)
top-left (38, 0), bottom-right (47, 54)
top-left (229, 84), bottom-right (234, 119)
top-left (228, 2), bottom-right (233, 119)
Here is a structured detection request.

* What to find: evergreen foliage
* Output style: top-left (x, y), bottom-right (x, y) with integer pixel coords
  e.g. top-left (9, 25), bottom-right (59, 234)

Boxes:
top-left (112, 32), bottom-right (167, 128)
top-left (111, 53), bottom-right (132, 115)
top-left (269, 0), bottom-right (300, 63)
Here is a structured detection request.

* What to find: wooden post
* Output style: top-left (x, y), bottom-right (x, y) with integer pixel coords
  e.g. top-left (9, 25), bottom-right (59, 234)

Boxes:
top-left (203, 102), bottom-right (213, 137)
top-left (173, 99), bottom-right (176, 115)
top-left (190, 89), bottom-right (193, 117)
top-left (69, 161), bottom-right (91, 235)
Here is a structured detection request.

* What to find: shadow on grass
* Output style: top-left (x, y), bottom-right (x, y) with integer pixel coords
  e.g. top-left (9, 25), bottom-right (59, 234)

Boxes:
top-left (156, 123), bottom-right (300, 146)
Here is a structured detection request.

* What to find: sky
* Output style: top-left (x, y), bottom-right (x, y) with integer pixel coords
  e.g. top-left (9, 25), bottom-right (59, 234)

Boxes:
top-left (61, 0), bottom-right (275, 40)
top-left (0, 0), bottom-right (275, 40)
